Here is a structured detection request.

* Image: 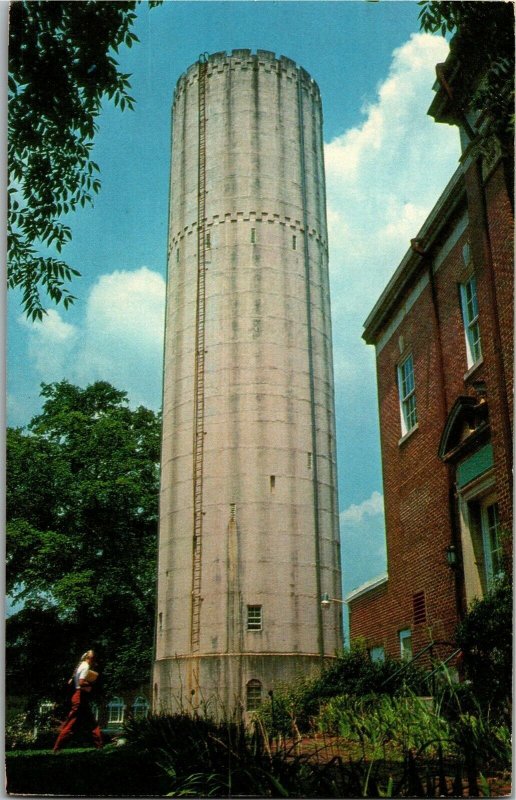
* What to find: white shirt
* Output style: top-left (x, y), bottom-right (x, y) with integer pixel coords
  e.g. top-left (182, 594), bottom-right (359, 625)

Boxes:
top-left (74, 660), bottom-right (90, 689)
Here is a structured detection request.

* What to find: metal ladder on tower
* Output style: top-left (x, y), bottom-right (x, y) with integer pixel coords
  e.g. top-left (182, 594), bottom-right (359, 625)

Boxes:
top-left (190, 55), bottom-right (208, 654)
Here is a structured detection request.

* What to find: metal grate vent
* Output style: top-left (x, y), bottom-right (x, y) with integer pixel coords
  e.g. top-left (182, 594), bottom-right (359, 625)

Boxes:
top-left (413, 591), bottom-right (427, 625)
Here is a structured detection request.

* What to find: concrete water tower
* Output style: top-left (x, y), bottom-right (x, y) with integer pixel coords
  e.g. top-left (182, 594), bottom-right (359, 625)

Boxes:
top-left (153, 50), bottom-right (342, 718)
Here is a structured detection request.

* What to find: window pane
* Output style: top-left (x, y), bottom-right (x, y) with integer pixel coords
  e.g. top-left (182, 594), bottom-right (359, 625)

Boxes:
top-left (461, 278), bottom-right (482, 366)
top-left (469, 321), bottom-right (482, 363)
top-left (247, 605), bottom-right (262, 630)
top-left (108, 697), bottom-right (125, 724)
top-left (132, 697), bottom-right (150, 720)
top-left (398, 354), bottom-right (417, 434)
top-left (485, 502), bottom-right (502, 578)
top-left (369, 646), bottom-right (385, 663)
top-left (399, 629), bottom-right (412, 661)
top-left (246, 680), bottom-right (262, 710)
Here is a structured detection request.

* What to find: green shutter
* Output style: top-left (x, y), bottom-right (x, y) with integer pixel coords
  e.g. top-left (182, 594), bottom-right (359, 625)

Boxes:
top-left (457, 443), bottom-right (494, 488)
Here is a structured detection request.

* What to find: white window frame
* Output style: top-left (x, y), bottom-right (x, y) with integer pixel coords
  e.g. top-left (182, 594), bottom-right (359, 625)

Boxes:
top-left (247, 605), bottom-right (262, 631)
top-left (460, 277), bottom-right (482, 368)
top-left (458, 472), bottom-right (496, 605)
top-left (132, 696), bottom-right (150, 720)
top-left (480, 495), bottom-right (502, 588)
top-left (399, 629), bottom-right (412, 661)
top-left (397, 353), bottom-right (417, 436)
top-left (107, 696), bottom-right (125, 725)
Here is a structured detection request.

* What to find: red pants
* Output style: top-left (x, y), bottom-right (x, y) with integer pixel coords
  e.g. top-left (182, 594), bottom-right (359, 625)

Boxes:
top-left (53, 689), bottom-right (103, 751)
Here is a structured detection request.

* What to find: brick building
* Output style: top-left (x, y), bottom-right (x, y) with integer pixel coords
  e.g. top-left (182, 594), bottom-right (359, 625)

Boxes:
top-left (347, 51), bottom-right (513, 664)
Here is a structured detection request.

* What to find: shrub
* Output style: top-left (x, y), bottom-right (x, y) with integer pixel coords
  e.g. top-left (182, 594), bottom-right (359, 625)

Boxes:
top-left (123, 712), bottom-right (351, 797)
top-left (256, 644), bottom-right (429, 737)
top-left (318, 693), bottom-right (451, 759)
top-left (455, 577), bottom-right (512, 721)
top-left (5, 746), bottom-right (169, 796)
top-left (5, 711), bottom-right (36, 750)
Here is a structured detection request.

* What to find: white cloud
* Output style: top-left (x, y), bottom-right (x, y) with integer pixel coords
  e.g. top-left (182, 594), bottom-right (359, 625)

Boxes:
top-left (18, 267), bottom-right (166, 411)
top-left (329, 35), bottom-right (460, 594)
top-left (325, 33), bottom-right (460, 401)
top-left (84, 268), bottom-right (165, 347)
top-left (340, 494), bottom-right (387, 595)
top-left (341, 490), bottom-right (384, 525)
top-left (19, 309), bottom-right (78, 380)
top-left (74, 267), bottom-right (166, 408)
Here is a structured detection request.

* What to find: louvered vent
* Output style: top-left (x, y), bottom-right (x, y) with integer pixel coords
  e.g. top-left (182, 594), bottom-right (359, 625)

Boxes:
top-left (413, 591), bottom-right (427, 625)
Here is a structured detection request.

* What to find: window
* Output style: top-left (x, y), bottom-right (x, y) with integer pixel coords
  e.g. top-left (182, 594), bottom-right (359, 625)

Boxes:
top-left (399, 629), bottom-right (412, 661)
top-left (459, 475), bottom-right (500, 604)
top-left (481, 499), bottom-right (503, 587)
top-left (107, 696), bottom-right (125, 725)
top-left (246, 680), bottom-right (262, 711)
top-left (206, 231), bottom-right (211, 249)
top-left (412, 591), bottom-right (427, 625)
top-left (270, 475), bottom-right (276, 493)
top-left (460, 277), bottom-right (482, 367)
top-left (132, 696), bottom-right (150, 720)
top-left (369, 646), bottom-right (385, 663)
top-left (247, 605), bottom-right (262, 630)
top-left (307, 452), bottom-right (312, 469)
top-left (397, 353), bottom-right (417, 435)
top-left (292, 234), bottom-right (297, 250)
top-left (250, 227), bottom-right (256, 244)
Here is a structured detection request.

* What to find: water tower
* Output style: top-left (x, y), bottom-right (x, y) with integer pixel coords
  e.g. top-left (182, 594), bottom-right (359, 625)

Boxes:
top-left (153, 50), bottom-right (342, 717)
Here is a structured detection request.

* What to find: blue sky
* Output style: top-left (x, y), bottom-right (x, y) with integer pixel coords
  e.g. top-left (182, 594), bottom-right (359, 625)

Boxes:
top-left (7, 2), bottom-right (461, 603)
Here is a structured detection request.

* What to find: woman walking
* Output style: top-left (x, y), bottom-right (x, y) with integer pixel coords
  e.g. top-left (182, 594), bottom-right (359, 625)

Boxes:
top-left (53, 649), bottom-right (103, 751)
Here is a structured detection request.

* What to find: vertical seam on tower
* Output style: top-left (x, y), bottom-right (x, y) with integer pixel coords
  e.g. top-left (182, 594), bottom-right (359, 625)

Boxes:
top-left (297, 76), bottom-right (325, 660)
top-left (191, 58), bottom-right (208, 654)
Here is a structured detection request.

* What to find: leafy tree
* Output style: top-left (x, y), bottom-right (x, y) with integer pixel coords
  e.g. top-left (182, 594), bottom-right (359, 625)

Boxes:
top-left (419, 1), bottom-right (514, 143)
top-left (6, 380), bottom-right (161, 707)
top-left (8, 1), bottom-right (160, 320)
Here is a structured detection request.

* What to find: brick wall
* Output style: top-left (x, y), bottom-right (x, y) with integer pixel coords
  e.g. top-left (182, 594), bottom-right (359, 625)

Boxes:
top-left (350, 156), bottom-right (513, 661)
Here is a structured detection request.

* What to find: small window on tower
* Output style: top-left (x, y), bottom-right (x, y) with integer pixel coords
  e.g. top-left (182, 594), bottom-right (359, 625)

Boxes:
top-left (176, 248), bottom-right (180, 263)
top-left (246, 679), bottom-right (262, 711)
top-left (251, 227), bottom-right (256, 244)
top-left (307, 452), bottom-right (312, 469)
top-left (292, 235), bottom-right (297, 250)
top-left (206, 231), bottom-right (211, 249)
top-left (270, 475), bottom-right (276, 493)
top-left (247, 605), bottom-right (262, 630)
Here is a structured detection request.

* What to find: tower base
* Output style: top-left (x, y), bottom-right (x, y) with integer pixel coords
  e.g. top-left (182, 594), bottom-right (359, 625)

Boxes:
top-left (152, 653), bottom-right (337, 720)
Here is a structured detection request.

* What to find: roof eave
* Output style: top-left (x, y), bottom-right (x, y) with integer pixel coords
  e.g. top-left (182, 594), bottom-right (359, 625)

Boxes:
top-left (362, 165), bottom-right (465, 345)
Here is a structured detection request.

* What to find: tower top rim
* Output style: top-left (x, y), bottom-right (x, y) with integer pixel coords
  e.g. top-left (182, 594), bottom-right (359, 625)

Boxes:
top-left (172, 50), bottom-right (321, 102)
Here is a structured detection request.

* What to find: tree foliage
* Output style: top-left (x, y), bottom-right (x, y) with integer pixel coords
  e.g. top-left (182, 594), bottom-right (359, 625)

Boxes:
top-left (6, 380), bottom-right (161, 705)
top-left (419, 1), bottom-right (514, 142)
top-left (8, 1), bottom-right (159, 320)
